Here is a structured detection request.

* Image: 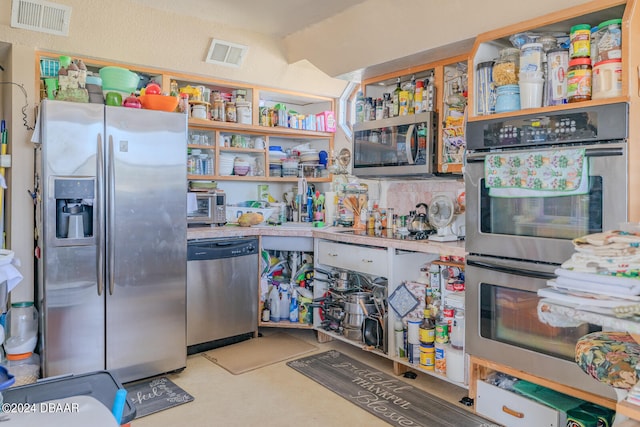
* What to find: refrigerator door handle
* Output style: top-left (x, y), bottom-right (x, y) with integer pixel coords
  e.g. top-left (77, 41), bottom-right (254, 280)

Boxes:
top-left (108, 135), bottom-right (116, 295)
top-left (97, 133), bottom-right (104, 296)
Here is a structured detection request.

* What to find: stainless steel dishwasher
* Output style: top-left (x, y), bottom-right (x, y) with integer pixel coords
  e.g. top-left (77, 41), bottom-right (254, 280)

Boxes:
top-left (187, 237), bottom-right (259, 353)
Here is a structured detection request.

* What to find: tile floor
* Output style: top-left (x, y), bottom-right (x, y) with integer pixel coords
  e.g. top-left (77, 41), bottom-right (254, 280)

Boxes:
top-left (131, 328), bottom-right (476, 427)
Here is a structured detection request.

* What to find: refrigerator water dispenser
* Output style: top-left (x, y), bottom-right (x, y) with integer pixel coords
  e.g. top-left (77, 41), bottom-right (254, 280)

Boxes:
top-left (53, 178), bottom-right (94, 239)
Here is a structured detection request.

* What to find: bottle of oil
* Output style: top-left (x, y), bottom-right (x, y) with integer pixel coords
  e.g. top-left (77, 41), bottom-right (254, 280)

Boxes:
top-left (419, 309), bottom-right (435, 344)
top-left (392, 77), bottom-right (401, 117)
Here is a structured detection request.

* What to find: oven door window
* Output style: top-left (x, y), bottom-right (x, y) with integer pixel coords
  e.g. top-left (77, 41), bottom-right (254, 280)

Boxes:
top-left (354, 124), bottom-right (421, 167)
top-left (480, 283), bottom-right (599, 360)
top-left (479, 176), bottom-right (602, 239)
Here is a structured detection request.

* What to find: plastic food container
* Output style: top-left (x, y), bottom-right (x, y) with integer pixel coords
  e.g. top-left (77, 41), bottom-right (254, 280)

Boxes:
top-left (475, 61), bottom-right (495, 115)
top-left (3, 352), bottom-right (40, 386)
top-left (546, 48), bottom-right (569, 105)
top-left (595, 18), bottom-right (622, 62)
top-left (520, 43), bottom-right (543, 72)
top-left (281, 158), bottom-right (299, 177)
top-left (592, 59), bottom-right (622, 99)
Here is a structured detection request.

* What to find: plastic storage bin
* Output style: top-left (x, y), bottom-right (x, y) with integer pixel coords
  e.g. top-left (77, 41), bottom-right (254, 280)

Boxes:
top-left (3, 352), bottom-right (40, 386)
top-left (2, 370), bottom-right (136, 424)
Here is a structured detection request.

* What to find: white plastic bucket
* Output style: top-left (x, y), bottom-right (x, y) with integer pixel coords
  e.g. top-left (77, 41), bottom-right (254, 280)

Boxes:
top-left (592, 59), bottom-right (622, 99)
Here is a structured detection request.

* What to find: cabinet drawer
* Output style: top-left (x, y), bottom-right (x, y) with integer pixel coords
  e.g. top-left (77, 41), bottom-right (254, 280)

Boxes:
top-left (317, 240), bottom-right (388, 277)
top-left (476, 380), bottom-right (560, 427)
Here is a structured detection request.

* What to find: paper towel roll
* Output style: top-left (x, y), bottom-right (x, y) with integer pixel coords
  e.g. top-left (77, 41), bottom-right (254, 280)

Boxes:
top-left (324, 191), bottom-right (336, 225)
top-left (445, 345), bottom-right (465, 383)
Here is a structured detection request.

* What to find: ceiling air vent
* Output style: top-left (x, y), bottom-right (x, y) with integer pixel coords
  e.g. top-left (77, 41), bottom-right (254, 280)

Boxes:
top-left (205, 39), bottom-right (248, 68)
top-left (11, 0), bottom-right (71, 36)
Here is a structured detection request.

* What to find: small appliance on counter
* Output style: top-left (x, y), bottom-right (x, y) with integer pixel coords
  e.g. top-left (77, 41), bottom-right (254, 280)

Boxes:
top-left (187, 190), bottom-right (226, 226)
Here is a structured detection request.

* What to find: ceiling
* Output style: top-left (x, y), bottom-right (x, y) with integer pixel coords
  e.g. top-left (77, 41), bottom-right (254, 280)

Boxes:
top-left (129, 0), bottom-right (368, 38)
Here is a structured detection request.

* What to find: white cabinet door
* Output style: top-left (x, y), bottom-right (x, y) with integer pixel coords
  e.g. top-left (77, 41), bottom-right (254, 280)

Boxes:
top-left (317, 240), bottom-right (388, 277)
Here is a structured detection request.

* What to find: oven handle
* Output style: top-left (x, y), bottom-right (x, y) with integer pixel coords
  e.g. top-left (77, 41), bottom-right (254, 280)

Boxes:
top-left (467, 259), bottom-right (556, 280)
top-left (466, 145), bottom-right (625, 163)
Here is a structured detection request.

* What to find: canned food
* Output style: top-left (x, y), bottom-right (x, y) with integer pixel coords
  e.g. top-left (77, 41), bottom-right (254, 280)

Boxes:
top-left (419, 344), bottom-right (435, 370)
top-left (452, 280), bottom-right (465, 292)
top-left (435, 342), bottom-right (446, 374)
top-left (408, 343), bottom-right (420, 365)
top-left (442, 307), bottom-right (455, 318)
top-left (419, 324), bottom-right (435, 344)
top-left (435, 321), bottom-right (449, 343)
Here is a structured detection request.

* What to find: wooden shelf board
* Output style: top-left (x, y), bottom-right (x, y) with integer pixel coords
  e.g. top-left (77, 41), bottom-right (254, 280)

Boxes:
top-left (617, 400), bottom-right (640, 420)
top-left (188, 118), bottom-right (333, 138)
top-left (431, 260), bottom-right (465, 268)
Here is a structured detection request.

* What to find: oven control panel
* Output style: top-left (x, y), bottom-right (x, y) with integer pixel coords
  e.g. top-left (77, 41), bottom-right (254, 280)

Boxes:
top-left (467, 102), bottom-right (628, 151)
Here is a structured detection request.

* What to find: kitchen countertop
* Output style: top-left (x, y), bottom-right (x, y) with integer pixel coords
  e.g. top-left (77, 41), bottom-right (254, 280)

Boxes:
top-left (187, 224), bottom-right (466, 257)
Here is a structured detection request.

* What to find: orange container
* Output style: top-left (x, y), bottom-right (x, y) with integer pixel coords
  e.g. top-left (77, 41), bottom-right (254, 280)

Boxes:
top-left (139, 94), bottom-right (179, 112)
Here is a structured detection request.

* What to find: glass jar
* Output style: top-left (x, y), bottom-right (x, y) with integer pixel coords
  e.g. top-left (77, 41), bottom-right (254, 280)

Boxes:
top-left (226, 102), bottom-right (236, 123)
top-left (494, 84), bottom-right (521, 113)
top-left (569, 24), bottom-right (592, 59)
top-left (492, 47), bottom-right (520, 87)
top-left (567, 58), bottom-right (592, 103)
top-left (5, 302), bottom-right (38, 355)
top-left (211, 91), bottom-right (225, 122)
top-left (236, 101), bottom-right (252, 125)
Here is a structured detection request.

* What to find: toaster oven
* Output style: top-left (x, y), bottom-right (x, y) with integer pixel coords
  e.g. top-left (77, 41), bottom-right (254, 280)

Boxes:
top-left (188, 192), bottom-right (226, 225)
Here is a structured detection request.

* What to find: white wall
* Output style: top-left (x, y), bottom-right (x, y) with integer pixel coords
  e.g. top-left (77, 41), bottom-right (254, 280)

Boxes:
top-left (284, 0), bottom-right (595, 78)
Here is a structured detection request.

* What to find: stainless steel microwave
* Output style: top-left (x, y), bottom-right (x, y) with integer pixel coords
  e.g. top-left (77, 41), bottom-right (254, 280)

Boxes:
top-left (187, 192), bottom-right (226, 225)
top-left (352, 112), bottom-right (437, 177)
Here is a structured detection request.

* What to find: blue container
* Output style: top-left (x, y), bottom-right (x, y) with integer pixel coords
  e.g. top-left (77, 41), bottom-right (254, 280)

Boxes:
top-left (495, 84), bottom-right (521, 113)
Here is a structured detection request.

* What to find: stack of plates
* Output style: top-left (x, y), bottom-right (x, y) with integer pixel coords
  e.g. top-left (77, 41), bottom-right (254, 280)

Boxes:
top-left (299, 149), bottom-right (319, 164)
top-left (219, 153), bottom-right (235, 176)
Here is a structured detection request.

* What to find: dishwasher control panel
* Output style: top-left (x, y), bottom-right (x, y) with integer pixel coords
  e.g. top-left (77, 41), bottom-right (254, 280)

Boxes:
top-left (187, 237), bottom-right (259, 261)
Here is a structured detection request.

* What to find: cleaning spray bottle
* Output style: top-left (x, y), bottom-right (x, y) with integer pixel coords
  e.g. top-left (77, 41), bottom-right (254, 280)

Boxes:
top-left (269, 284), bottom-right (280, 322)
top-left (289, 285), bottom-right (299, 323)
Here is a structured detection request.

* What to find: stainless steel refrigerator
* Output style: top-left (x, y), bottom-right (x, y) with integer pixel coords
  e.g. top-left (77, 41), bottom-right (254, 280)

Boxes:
top-left (35, 99), bottom-right (187, 383)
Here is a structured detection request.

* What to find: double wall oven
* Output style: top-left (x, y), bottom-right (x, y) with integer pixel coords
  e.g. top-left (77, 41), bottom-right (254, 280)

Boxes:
top-left (464, 103), bottom-right (628, 397)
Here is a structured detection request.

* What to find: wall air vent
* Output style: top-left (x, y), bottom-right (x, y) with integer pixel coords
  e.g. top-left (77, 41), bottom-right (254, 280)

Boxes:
top-left (205, 39), bottom-right (248, 68)
top-left (11, 0), bottom-right (71, 36)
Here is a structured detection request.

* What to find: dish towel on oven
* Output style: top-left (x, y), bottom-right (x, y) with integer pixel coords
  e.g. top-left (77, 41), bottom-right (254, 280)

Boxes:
top-left (485, 148), bottom-right (588, 197)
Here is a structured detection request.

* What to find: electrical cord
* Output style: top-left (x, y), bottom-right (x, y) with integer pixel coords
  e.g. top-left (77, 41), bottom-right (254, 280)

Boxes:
top-left (0, 81), bottom-right (35, 131)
